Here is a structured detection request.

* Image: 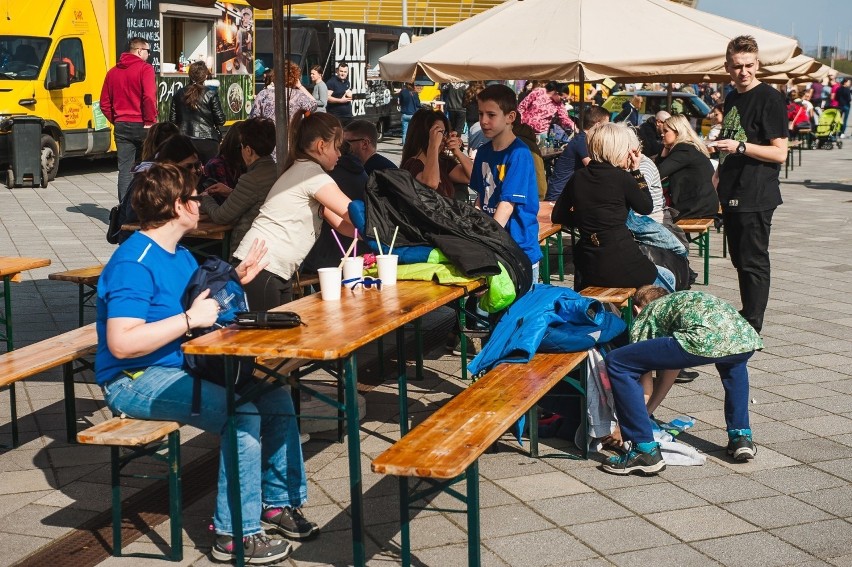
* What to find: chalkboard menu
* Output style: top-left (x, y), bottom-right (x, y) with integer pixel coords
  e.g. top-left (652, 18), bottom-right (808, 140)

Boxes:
top-left (115, 0), bottom-right (161, 73)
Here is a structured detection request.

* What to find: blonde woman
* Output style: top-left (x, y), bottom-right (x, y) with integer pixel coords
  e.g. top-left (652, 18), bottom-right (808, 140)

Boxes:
top-left (552, 123), bottom-right (673, 291)
top-left (655, 114), bottom-right (719, 221)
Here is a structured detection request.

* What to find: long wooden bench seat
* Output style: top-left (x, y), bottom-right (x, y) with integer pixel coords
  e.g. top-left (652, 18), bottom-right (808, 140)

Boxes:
top-left (579, 286), bottom-right (637, 327)
top-left (78, 417), bottom-right (183, 561)
top-left (676, 218), bottom-right (715, 286)
top-left (0, 323), bottom-right (97, 447)
top-left (49, 265), bottom-right (103, 327)
top-left (372, 351), bottom-right (588, 566)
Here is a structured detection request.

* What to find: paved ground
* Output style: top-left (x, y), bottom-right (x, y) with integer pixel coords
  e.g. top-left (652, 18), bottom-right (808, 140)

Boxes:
top-left (2, 137), bottom-right (852, 566)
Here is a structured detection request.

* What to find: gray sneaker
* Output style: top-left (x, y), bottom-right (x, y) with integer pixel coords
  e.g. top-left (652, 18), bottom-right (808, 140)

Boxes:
top-left (602, 445), bottom-right (666, 476)
top-left (261, 506), bottom-right (319, 540)
top-left (211, 533), bottom-right (291, 564)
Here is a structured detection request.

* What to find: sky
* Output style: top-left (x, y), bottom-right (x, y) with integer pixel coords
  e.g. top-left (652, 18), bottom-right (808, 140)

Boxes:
top-left (696, 0), bottom-right (852, 56)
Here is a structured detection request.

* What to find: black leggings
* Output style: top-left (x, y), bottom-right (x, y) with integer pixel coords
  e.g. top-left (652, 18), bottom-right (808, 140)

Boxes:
top-left (242, 268), bottom-right (293, 311)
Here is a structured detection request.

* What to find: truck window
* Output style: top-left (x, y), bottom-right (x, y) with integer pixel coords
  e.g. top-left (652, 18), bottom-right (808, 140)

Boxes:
top-left (367, 40), bottom-right (393, 80)
top-left (0, 37), bottom-right (50, 79)
top-left (50, 38), bottom-right (85, 83)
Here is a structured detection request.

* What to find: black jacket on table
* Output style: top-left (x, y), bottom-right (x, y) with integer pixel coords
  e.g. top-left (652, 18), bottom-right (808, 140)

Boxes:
top-left (168, 88), bottom-right (226, 141)
top-left (364, 168), bottom-right (533, 299)
top-left (552, 161), bottom-right (657, 289)
top-left (655, 143), bottom-right (719, 221)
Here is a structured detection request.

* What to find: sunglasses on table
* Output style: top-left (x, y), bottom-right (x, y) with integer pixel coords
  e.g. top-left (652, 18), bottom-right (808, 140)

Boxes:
top-left (342, 276), bottom-right (382, 291)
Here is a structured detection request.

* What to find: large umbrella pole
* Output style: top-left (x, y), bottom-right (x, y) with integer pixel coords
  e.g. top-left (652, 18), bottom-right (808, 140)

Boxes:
top-left (578, 66), bottom-right (585, 131)
top-left (272, 0), bottom-right (288, 172)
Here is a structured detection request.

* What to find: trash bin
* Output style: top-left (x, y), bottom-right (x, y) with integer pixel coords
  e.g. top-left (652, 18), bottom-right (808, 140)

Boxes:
top-left (7, 116), bottom-right (44, 188)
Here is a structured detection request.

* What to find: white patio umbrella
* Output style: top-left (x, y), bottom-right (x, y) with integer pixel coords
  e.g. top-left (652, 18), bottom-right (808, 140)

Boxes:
top-left (379, 0), bottom-right (799, 83)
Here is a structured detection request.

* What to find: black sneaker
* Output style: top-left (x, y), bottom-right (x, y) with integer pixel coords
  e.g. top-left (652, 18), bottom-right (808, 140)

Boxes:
top-left (211, 533), bottom-right (292, 564)
top-left (602, 445), bottom-right (666, 476)
top-left (261, 506), bottom-right (319, 540)
top-left (727, 432), bottom-right (757, 461)
top-left (675, 369), bottom-right (699, 383)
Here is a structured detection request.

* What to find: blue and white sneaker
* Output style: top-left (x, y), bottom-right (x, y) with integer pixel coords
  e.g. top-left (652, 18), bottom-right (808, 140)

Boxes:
top-left (602, 444), bottom-right (666, 476)
top-left (727, 429), bottom-right (756, 461)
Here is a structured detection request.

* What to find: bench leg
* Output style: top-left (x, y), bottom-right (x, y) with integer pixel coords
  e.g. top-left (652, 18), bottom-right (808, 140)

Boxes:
top-left (111, 446), bottom-right (122, 556)
top-left (529, 406), bottom-right (539, 458)
top-left (466, 461), bottom-right (481, 567)
top-left (397, 327), bottom-right (409, 436)
top-left (63, 361), bottom-right (77, 443)
top-left (702, 231), bottom-right (710, 285)
top-left (458, 297), bottom-right (469, 382)
top-left (557, 231), bottom-right (565, 281)
top-left (414, 318), bottom-right (424, 381)
top-left (168, 430), bottom-right (183, 562)
top-left (399, 476), bottom-right (411, 567)
top-left (540, 242), bottom-right (551, 282)
top-left (223, 357), bottom-right (245, 567)
top-left (3, 383), bottom-right (19, 448)
top-left (377, 336), bottom-right (384, 379)
top-left (338, 360), bottom-right (345, 443)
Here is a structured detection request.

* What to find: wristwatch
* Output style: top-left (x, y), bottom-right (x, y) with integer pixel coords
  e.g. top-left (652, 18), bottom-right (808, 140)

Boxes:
top-left (736, 141), bottom-right (747, 154)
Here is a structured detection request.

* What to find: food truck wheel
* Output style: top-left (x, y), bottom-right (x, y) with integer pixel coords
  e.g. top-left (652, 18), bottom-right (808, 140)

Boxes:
top-left (41, 134), bottom-right (59, 183)
top-left (376, 119), bottom-right (386, 142)
top-left (5, 168), bottom-right (13, 189)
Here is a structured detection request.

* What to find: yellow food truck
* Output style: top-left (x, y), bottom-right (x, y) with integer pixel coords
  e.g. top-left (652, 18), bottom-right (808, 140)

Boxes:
top-left (0, 0), bottom-right (255, 187)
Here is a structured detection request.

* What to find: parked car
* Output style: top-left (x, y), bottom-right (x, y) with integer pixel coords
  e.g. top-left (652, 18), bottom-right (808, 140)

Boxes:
top-left (603, 90), bottom-right (712, 135)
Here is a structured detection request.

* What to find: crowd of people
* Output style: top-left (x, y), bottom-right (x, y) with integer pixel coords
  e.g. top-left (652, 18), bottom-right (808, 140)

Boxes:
top-left (93, 32), bottom-right (795, 561)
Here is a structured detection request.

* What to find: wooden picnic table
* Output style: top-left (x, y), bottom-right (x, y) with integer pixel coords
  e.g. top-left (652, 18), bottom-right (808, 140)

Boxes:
top-left (183, 279), bottom-right (482, 567)
top-left (0, 256), bottom-right (51, 351)
top-left (121, 218), bottom-right (233, 258)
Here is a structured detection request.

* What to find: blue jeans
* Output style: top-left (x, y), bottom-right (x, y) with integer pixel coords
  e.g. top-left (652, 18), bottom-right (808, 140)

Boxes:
top-left (103, 367), bottom-right (307, 537)
top-left (113, 121), bottom-right (146, 202)
top-left (401, 114), bottom-right (413, 143)
top-left (841, 105), bottom-right (850, 136)
top-left (605, 337), bottom-right (753, 444)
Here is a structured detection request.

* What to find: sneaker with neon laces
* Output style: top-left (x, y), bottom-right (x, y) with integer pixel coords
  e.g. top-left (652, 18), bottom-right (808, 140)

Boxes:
top-left (601, 444), bottom-right (666, 476)
top-left (211, 533), bottom-right (292, 564)
top-left (261, 506), bottom-right (319, 540)
top-left (727, 429), bottom-right (756, 461)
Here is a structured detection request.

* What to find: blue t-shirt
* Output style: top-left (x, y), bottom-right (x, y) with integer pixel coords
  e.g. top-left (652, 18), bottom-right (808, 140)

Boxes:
top-left (398, 88), bottom-right (420, 116)
top-left (545, 131), bottom-right (588, 202)
top-left (95, 232), bottom-right (198, 385)
top-left (471, 137), bottom-right (542, 264)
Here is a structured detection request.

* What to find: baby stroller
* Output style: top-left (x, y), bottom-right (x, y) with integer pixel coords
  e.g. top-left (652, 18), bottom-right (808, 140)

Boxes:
top-left (814, 108), bottom-right (843, 149)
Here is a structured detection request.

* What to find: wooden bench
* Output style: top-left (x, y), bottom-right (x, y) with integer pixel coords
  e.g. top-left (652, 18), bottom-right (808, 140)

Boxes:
top-left (372, 351), bottom-right (588, 567)
top-left (538, 221), bottom-right (564, 283)
top-left (78, 417), bottom-right (183, 561)
top-left (292, 271), bottom-right (320, 299)
top-left (0, 323), bottom-right (97, 447)
top-left (785, 140), bottom-right (803, 178)
top-left (579, 286), bottom-right (636, 327)
top-left (675, 218), bottom-right (715, 285)
top-left (49, 265), bottom-right (103, 327)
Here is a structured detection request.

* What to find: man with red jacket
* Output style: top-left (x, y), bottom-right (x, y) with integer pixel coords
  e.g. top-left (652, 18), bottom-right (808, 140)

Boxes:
top-left (100, 37), bottom-right (158, 201)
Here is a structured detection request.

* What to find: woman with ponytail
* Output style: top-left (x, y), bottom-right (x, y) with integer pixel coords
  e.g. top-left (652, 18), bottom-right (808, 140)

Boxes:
top-left (169, 60), bottom-right (226, 162)
top-left (233, 111), bottom-right (355, 309)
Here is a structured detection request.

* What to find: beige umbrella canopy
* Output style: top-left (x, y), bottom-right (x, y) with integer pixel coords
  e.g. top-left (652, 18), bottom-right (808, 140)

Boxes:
top-left (379, 0), bottom-right (799, 83)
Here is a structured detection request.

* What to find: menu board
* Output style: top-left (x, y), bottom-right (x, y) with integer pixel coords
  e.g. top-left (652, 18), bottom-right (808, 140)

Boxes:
top-left (115, 0), bottom-right (161, 73)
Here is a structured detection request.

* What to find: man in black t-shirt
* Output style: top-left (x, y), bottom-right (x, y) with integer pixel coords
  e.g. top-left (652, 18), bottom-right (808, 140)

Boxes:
top-left (325, 62), bottom-right (354, 124)
top-left (713, 35), bottom-right (788, 333)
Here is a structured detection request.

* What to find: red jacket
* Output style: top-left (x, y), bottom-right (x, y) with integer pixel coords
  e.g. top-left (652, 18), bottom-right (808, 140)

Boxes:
top-left (99, 52), bottom-right (158, 125)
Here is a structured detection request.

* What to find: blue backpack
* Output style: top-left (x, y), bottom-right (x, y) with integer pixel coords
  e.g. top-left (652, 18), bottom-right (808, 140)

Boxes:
top-left (182, 256), bottom-right (252, 415)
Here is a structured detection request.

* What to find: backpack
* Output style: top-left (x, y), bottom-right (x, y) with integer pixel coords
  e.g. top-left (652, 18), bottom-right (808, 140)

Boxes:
top-left (106, 171), bottom-right (143, 245)
top-left (182, 256), bottom-right (253, 415)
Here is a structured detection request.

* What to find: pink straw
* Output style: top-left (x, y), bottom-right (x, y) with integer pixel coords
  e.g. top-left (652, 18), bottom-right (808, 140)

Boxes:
top-left (332, 230), bottom-right (347, 257)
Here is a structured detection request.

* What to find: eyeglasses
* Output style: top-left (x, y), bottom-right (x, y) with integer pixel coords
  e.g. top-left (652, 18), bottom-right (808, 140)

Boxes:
top-left (183, 194), bottom-right (204, 203)
top-left (138, 47), bottom-right (150, 53)
top-left (345, 138), bottom-right (367, 144)
top-left (342, 276), bottom-right (382, 291)
top-left (181, 161), bottom-right (203, 172)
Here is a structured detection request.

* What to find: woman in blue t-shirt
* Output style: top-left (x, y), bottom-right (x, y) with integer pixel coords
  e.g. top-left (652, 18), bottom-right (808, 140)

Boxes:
top-left (95, 163), bottom-right (314, 564)
top-left (397, 82), bottom-right (421, 142)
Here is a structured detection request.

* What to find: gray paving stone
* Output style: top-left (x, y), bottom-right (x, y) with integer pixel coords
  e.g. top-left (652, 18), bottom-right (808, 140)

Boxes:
top-left (793, 414), bottom-right (852, 436)
top-left (568, 517), bottom-right (678, 555)
top-left (748, 464), bottom-right (848, 494)
top-left (692, 531), bottom-right (817, 567)
top-left (767, 437), bottom-right (852, 463)
top-left (722, 494), bottom-right (834, 528)
top-left (772, 519), bottom-right (852, 558)
top-left (795, 486), bottom-right (852, 517)
top-left (493, 471), bottom-right (592, 502)
top-left (483, 528), bottom-right (597, 566)
top-left (605, 482), bottom-right (708, 514)
top-left (646, 505), bottom-right (759, 541)
top-left (529, 491), bottom-right (633, 527)
top-left (679, 474), bottom-right (781, 504)
top-left (609, 543), bottom-right (720, 567)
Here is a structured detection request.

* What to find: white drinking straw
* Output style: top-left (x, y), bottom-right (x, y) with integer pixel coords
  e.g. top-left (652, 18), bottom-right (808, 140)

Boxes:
top-left (337, 238), bottom-right (358, 269)
top-left (387, 226), bottom-right (399, 256)
top-left (373, 227), bottom-right (383, 255)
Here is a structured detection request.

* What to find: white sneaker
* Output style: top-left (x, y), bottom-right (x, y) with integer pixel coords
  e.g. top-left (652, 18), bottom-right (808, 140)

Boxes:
top-left (300, 432), bottom-right (310, 444)
top-left (841, 133), bottom-right (847, 139)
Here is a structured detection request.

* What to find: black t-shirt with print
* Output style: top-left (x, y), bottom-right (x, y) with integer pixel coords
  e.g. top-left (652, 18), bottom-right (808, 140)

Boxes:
top-left (717, 82), bottom-right (787, 213)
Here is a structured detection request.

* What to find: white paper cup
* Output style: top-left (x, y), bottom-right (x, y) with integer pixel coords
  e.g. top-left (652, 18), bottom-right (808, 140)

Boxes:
top-left (376, 254), bottom-right (399, 286)
top-left (342, 256), bottom-right (364, 281)
top-left (317, 267), bottom-right (342, 301)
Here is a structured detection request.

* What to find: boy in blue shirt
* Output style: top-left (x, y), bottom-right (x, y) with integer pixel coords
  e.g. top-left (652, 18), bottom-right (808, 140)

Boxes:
top-left (471, 84), bottom-right (542, 283)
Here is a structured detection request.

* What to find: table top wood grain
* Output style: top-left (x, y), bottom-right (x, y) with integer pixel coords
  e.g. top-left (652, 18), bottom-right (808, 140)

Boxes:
top-left (183, 280), bottom-right (482, 360)
top-left (121, 219), bottom-right (233, 240)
